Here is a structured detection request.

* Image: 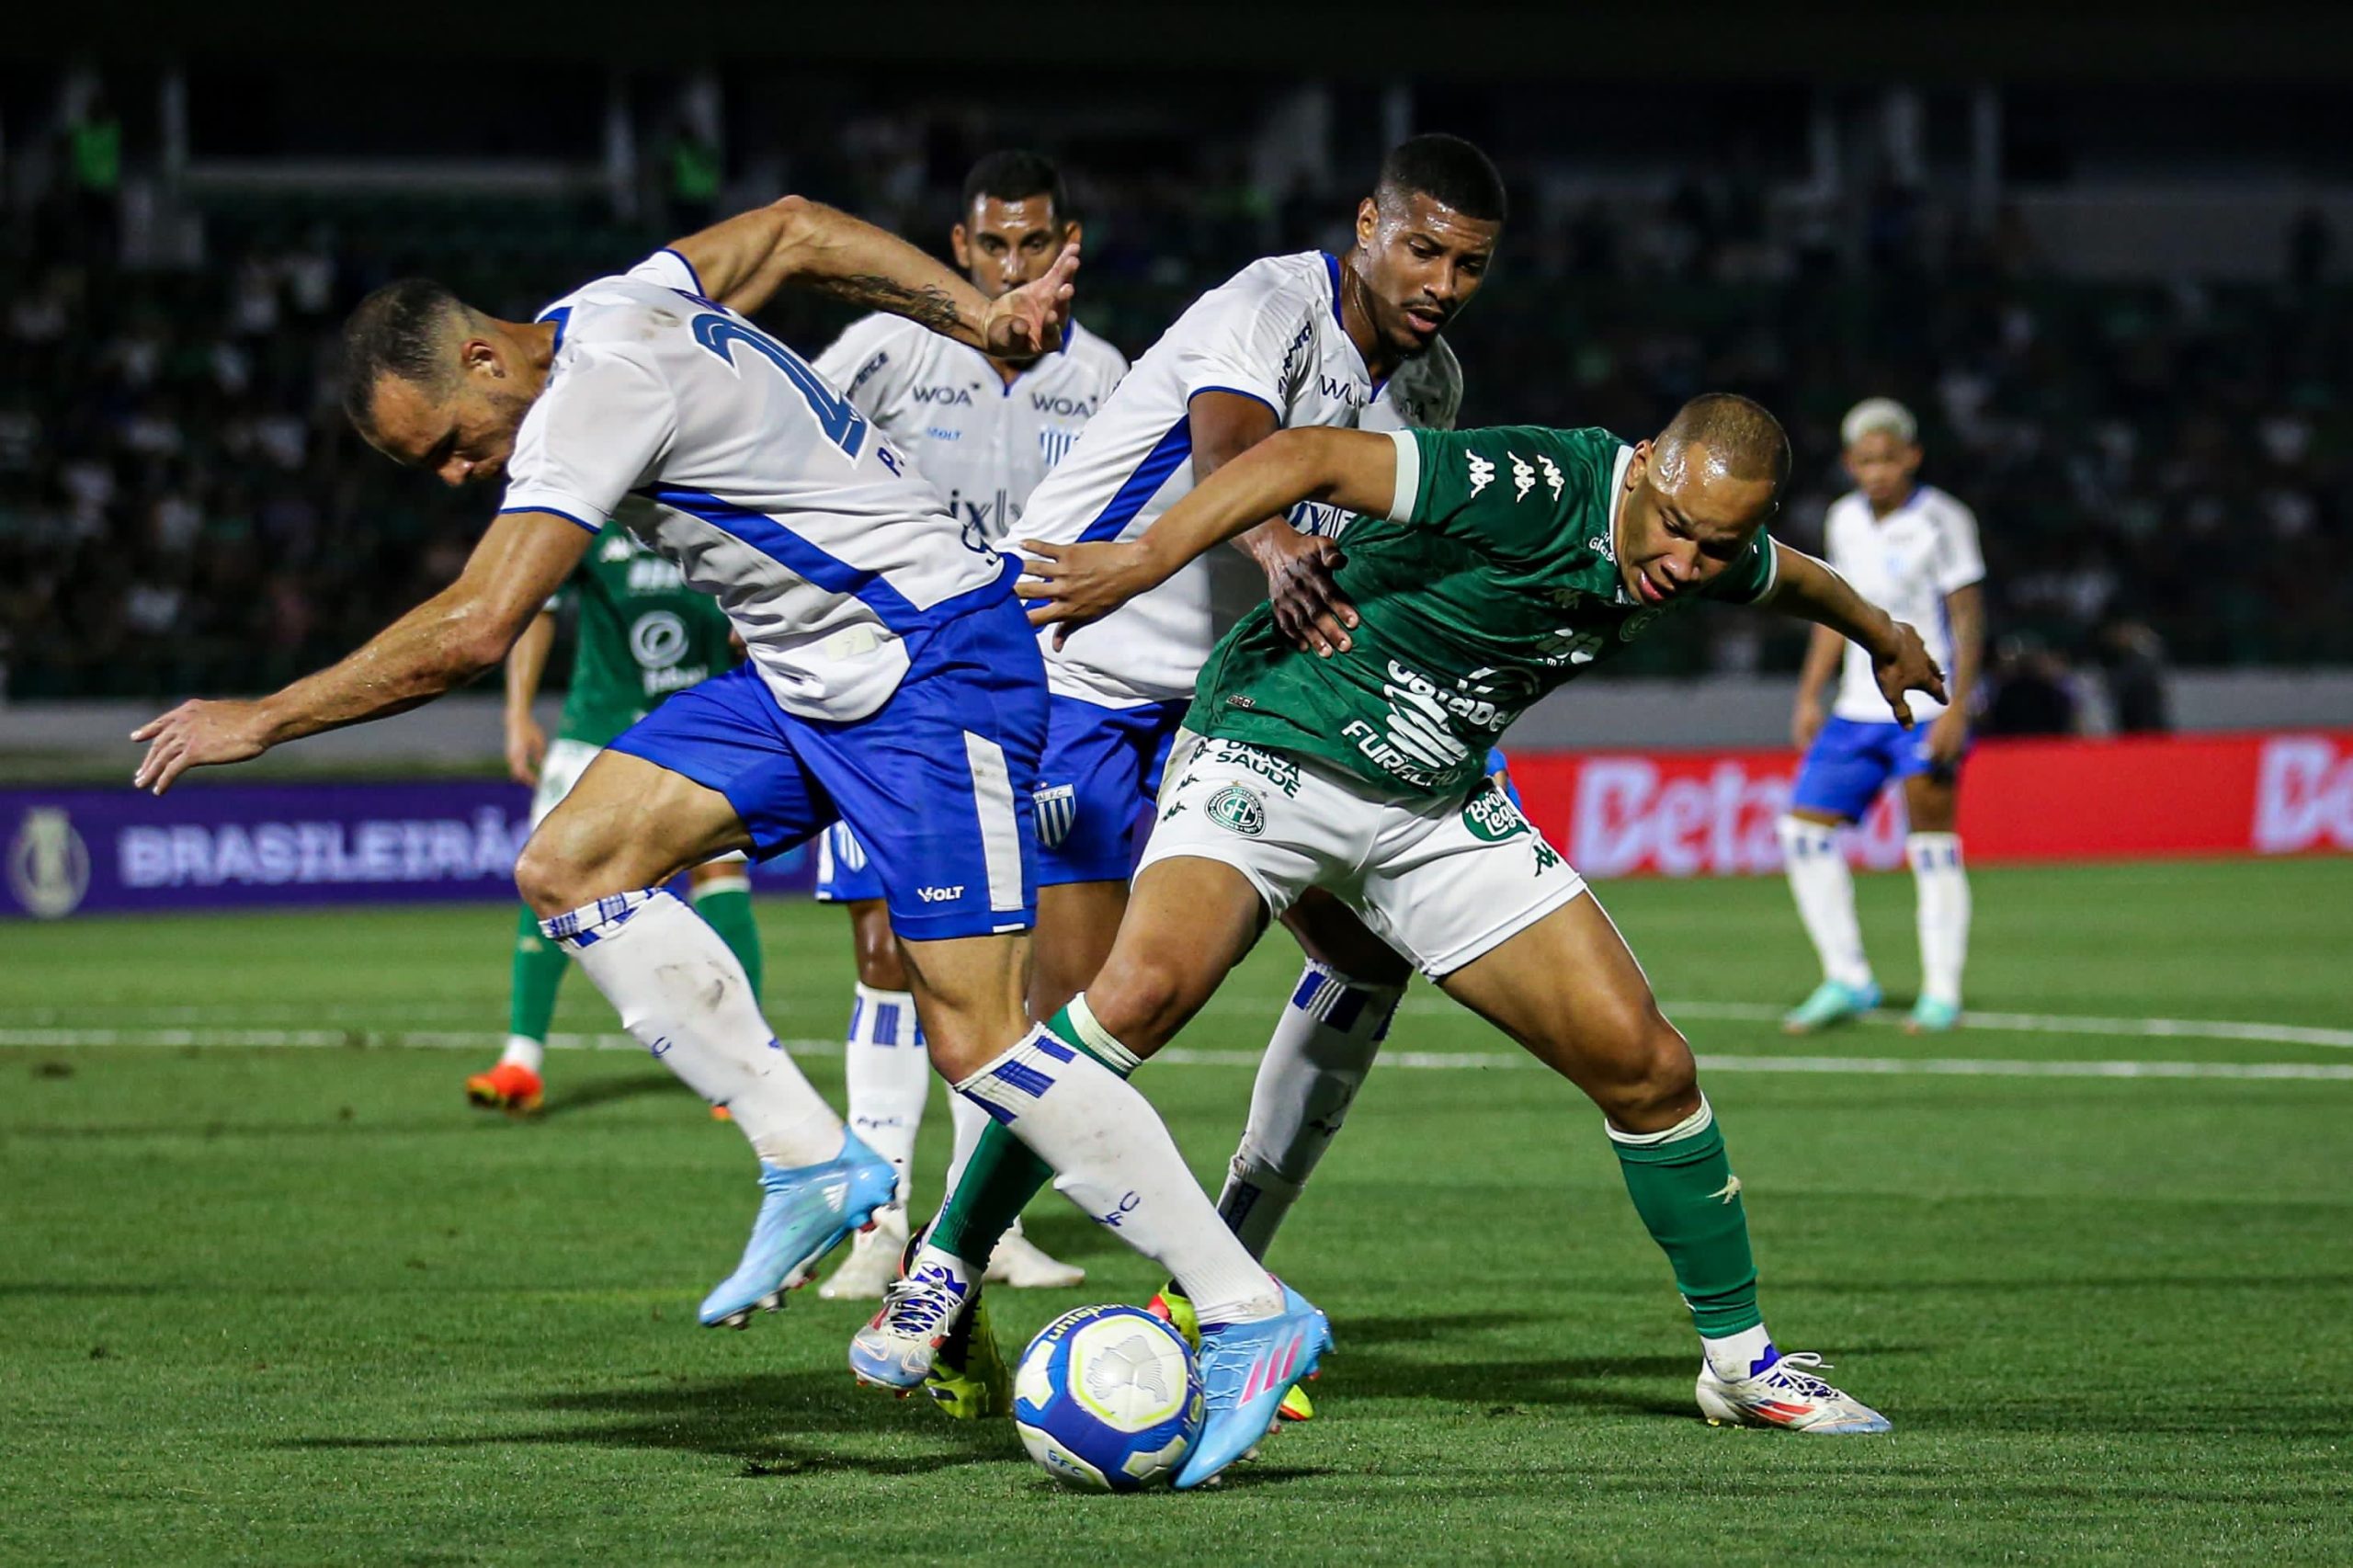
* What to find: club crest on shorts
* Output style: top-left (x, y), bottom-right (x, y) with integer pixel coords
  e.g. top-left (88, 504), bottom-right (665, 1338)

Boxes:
top-left (1206, 784), bottom-right (1267, 837)
top-left (1034, 784), bottom-right (1077, 848)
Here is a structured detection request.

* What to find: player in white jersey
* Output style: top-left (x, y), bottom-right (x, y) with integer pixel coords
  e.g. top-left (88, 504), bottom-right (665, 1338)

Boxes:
top-left (856, 136), bottom-right (1504, 1432)
top-left (807, 153), bottom-right (1125, 1300)
top-left (131, 196), bottom-right (1331, 1482)
top-left (1780, 398), bottom-right (1986, 1034)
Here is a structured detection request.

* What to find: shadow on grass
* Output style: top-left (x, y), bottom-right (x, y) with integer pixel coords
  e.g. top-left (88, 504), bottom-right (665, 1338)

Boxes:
top-left (536, 1072), bottom-right (683, 1119)
top-left (279, 1369), bottom-right (1015, 1477)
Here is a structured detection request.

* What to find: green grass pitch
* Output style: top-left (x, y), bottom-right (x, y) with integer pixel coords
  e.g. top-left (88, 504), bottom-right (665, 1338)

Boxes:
top-left (5, 857), bottom-right (2350, 1565)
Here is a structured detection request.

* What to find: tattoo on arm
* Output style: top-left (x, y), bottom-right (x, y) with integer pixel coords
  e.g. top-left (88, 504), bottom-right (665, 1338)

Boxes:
top-left (814, 273), bottom-right (966, 336)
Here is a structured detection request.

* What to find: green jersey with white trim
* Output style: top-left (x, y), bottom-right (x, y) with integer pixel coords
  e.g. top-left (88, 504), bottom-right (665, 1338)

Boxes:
top-left (1189, 425), bottom-right (1777, 796)
top-left (558, 521), bottom-right (738, 747)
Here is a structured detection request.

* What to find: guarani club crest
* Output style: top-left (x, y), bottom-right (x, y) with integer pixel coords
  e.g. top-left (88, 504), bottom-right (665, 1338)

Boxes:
top-left (1206, 784), bottom-right (1267, 837)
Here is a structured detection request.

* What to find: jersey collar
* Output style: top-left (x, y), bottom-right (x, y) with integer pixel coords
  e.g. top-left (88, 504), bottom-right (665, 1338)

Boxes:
top-left (1321, 252), bottom-right (1388, 399)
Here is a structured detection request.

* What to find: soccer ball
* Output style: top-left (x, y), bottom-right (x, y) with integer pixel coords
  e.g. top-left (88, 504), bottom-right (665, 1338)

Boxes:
top-left (1014, 1304), bottom-right (1206, 1492)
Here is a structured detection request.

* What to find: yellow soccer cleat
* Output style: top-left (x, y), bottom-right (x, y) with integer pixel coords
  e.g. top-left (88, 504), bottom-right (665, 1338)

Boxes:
top-left (922, 1290), bottom-right (1012, 1420)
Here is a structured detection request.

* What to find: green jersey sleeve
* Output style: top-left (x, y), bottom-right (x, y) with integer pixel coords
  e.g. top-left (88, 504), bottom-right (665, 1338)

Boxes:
top-left (1702, 532), bottom-right (1779, 605)
top-left (1384, 426), bottom-right (1600, 553)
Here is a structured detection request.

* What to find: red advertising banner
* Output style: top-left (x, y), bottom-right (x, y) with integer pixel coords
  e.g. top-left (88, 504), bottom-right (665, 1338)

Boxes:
top-left (1506, 731), bottom-right (2353, 878)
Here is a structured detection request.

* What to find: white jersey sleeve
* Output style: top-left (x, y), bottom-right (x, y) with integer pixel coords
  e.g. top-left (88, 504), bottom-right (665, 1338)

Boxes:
top-left (1164, 272), bottom-right (1318, 414)
top-left (1931, 495), bottom-right (1986, 595)
top-left (499, 346), bottom-right (678, 531)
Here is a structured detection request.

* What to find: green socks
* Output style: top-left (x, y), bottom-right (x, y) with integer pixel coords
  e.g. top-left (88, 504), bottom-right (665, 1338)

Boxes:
top-left (690, 882), bottom-right (765, 1002)
top-left (506, 903), bottom-right (570, 1042)
top-left (929, 1000), bottom-right (1135, 1263)
top-left (1609, 1096), bottom-right (1763, 1337)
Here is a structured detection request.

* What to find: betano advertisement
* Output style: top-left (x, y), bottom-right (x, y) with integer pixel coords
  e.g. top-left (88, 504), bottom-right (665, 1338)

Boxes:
top-left (4, 732), bottom-right (2348, 918)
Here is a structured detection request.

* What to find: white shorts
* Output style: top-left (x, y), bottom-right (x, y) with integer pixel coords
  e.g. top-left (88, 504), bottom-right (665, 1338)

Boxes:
top-left (1138, 732), bottom-right (1586, 978)
top-left (530, 736), bottom-right (747, 868)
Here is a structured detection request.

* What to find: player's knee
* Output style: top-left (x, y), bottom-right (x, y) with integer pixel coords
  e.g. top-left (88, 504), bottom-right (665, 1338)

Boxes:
top-left (514, 819), bottom-right (612, 917)
top-left (1082, 955), bottom-right (1196, 1056)
top-left (1591, 1009), bottom-right (1699, 1128)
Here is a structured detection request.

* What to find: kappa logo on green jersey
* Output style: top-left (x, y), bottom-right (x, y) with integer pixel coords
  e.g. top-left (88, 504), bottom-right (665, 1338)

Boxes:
top-left (1206, 784), bottom-right (1267, 837)
top-left (1462, 786), bottom-right (1531, 843)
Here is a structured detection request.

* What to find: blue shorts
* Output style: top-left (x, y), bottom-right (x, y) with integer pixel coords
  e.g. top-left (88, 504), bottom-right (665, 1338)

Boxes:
top-left (1032, 694), bottom-right (1190, 886)
top-left (813, 823), bottom-right (884, 904)
top-left (609, 597), bottom-right (1047, 941)
top-left (1485, 747), bottom-right (1521, 810)
top-left (1790, 715), bottom-right (1964, 823)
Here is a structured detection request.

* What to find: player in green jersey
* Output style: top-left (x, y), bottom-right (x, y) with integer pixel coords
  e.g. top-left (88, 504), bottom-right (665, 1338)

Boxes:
top-left (947, 393), bottom-right (1943, 1436)
top-left (468, 520), bottom-right (762, 1115)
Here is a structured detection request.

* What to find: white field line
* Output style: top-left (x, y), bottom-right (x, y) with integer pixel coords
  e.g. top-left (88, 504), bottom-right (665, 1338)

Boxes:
top-left (1, 1028), bottom-right (2348, 1081)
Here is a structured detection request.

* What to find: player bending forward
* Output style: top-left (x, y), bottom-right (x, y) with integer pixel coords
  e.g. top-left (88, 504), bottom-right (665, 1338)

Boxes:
top-left (1780, 397), bottom-right (1984, 1035)
top-left (850, 133), bottom-right (1501, 1422)
top-left (131, 196), bottom-right (1325, 1487)
top-left (892, 393), bottom-right (1946, 1435)
top-left (807, 151), bottom-right (1123, 1297)
top-left (470, 521), bottom-right (761, 1116)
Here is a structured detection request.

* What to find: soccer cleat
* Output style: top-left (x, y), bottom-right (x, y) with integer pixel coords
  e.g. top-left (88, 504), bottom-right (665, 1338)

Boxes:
top-left (710, 1105), bottom-right (733, 1122)
top-left (698, 1131), bottom-right (896, 1329)
top-left (848, 1254), bottom-right (974, 1391)
top-left (922, 1290), bottom-right (1012, 1420)
top-left (1781, 979), bottom-right (1882, 1035)
top-left (983, 1226), bottom-right (1086, 1290)
top-left (1174, 1282), bottom-right (1332, 1490)
top-left (465, 1061), bottom-right (544, 1116)
top-left (1150, 1284), bottom-right (1313, 1421)
top-left (1695, 1349), bottom-right (1892, 1434)
top-left (818, 1208), bottom-right (909, 1301)
top-left (1905, 996), bottom-right (1961, 1035)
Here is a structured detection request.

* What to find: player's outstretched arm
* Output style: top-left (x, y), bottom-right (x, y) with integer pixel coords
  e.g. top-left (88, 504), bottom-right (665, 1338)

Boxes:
top-left (667, 196), bottom-right (1075, 359)
top-left (131, 513), bottom-right (594, 795)
top-left (1762, 541), bottom-right (1949, 728)
top-left (1019, 426), bottom-right (1397, 644)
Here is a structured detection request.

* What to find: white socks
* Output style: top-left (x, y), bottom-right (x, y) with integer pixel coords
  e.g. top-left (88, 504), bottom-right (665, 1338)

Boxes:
top-left (499, 1033), bottom-right (545, 1074)
top-left (1779, 814), bottom-right (1873, 989)
top-left (542, 889), bottom-right (841, 1166)
top-left (843, 983), bottom-right (928, 1210)
top-left (1216, 960), bottom-right (1401, 1259)
top-left (1907, 832), bottom-right (1971, 1006)
top-left (956, 1018), bottom-right (1279, 1324)
top-left (942, 1088), bottom-right (991, 1196)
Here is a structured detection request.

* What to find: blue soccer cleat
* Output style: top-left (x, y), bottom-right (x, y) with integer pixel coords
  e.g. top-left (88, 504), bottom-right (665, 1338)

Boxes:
top-left (1781, 979), bottom-right (1881, 1036)
top-left (1174, 1281), bottom-right (1332, 1490)
top-left (1905, 995), bottom-right (1961, 1034)
top-left (699, 1131), bottom-right (896, 1329)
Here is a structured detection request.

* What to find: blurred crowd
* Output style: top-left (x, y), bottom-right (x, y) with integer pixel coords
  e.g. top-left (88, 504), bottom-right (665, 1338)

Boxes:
top-left (4, 106), bottom-right (2349, 726)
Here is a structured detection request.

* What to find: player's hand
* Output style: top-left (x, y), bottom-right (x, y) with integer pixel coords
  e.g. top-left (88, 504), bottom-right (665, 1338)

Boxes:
top-left (1017, 538), bottom-right (1155, 647)
top-left (1926, 705), bottom-right (1969, 767)
top-left (505, 715), bottom-right (548, 787)
top-left (1791, 692), bottom-right (1826, 751)
top-left (1250, 526), bottom-right (1357, 658)
top-left (130, 699), bottom-right (274, 795)
top-left (983, 241), bottom-right (1079, 361)
top-left (1873, 619), bottom-right (1949, 729)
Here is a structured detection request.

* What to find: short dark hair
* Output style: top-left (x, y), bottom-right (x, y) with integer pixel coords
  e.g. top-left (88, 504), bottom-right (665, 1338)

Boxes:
top-left (1375, 133), bottom-right (1507, 224)
top-left (340, 278), bottom-right (464, 435)
top-left (1659, 392), bottom-right (1792, 494)
top-left (962, 150), bottom-right (1068, 219)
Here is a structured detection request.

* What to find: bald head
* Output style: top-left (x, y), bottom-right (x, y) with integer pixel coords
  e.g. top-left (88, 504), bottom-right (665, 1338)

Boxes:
top-left (1653, 392), bottom-right (1791, 500)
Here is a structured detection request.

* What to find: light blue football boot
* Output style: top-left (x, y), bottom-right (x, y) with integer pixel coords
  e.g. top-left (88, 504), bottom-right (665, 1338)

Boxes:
top-left (699, 1131), bottom-right (896, 1328)
top-left (1174, 1282), bottom-right (1333, 1490)
top-left (1780, 979), bottom-right (1882, 1036)
top-left (1905, 995), bottom-right (1961, 1034)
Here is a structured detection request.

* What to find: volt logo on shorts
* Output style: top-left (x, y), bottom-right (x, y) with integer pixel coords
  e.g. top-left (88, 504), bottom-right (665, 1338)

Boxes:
top-left (1462, 786), bottom-right (1531, 843)
top-left (916, 885), bottom-right (967, 903)
top-left (1206, 785), bottom-right (1266, 837)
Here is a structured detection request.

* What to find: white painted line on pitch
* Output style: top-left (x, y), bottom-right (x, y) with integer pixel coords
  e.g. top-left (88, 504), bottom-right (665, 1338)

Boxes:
top-left (4, 1027), bottom-right (2349, 1081)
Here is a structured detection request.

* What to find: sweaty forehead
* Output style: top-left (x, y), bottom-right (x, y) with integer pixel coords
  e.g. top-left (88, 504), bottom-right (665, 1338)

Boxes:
top-left (363, 376), bottom-right (447, 462)
top-left (968, 193), bottom-right (1058, 235)
top-left (1652, 441), bottom-right (1776, 531)
top-left (1374, 190), bottom-right (1501, 251)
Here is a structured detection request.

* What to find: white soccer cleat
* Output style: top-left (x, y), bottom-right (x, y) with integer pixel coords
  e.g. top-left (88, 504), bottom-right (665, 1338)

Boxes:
top-left (1695, 1351), bottom-right (1892, 1434)
top-left (818, 1208), bottom-right (909, 1301)
top-left (983, 1225), bottom-right (1085, 1290)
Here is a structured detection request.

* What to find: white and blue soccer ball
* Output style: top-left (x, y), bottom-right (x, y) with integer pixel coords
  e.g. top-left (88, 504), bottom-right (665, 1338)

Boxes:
top-left (1014, 1303), bottom-right (1206, 1492)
